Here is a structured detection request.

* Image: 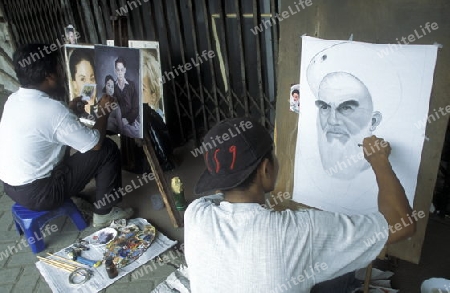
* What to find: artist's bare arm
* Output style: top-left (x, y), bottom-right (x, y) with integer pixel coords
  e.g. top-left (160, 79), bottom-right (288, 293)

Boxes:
top-left (363, 135), bottom-right (416, 244)
top-left (91, 94), bottom-right (114, 151)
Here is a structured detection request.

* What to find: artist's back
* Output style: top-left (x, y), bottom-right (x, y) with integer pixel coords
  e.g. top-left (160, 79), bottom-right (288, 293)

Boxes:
top-left (0, 88), bottom-right (99, 186)
top-left (184, 193), bottom-right (387, 293)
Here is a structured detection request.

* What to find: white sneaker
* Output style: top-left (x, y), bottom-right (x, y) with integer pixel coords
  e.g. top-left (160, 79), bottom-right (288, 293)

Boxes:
top-left (93, 207), bottom-right (134, 228)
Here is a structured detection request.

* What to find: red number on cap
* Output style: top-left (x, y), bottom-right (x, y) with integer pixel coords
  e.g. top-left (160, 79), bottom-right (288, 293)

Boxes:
top-left (213, 149), bottom-right (221, 173)
top-left (229, 145), bottom-right (236, 170)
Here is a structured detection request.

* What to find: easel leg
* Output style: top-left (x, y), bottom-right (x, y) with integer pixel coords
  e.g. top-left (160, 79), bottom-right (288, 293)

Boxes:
top-left (143, 133), bottom-right (183, 227)
top-left (363, 262), bottom-right (373, 293)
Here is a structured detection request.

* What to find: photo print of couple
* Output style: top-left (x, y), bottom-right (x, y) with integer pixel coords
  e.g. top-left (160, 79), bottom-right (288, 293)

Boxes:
top-left (65, 43), bottom-right (165, 139)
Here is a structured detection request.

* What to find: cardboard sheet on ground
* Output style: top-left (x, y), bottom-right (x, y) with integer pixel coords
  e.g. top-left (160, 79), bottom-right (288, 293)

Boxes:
top-left (36, 218), bottom-right (177, 293)
top-left (293, 36), bottom-right (438, 214)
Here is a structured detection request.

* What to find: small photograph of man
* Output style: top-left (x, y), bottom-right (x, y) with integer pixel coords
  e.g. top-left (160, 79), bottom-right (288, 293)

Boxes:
top-left (289, 84), bottom-right (300, 114)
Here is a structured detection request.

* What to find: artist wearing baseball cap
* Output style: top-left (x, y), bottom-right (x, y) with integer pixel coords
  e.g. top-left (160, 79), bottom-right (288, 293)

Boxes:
top-left (194, 117), bottom-right (275, 196)
top-left (184, 117), bottom-right (414, 293)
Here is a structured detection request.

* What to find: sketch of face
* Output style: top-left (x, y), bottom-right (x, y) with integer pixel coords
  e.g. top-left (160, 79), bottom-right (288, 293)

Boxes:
top-left (142, 52), bottom-right (162, 109)
top-left (72, 60), bottom-right (95, 98)
top-left (143, 74), bottom-right (159, 108)
top-left (105, 79), bottom-right (114, 96)
top-left (115, 62), bottom-right (126, 82)
top-left (316, 72), bottom-right (375, 180)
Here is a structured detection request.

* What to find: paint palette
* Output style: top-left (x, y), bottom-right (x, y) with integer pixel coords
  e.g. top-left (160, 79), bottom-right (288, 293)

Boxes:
top-left (87, 227), bottom-right (117, 246)
top-left (104, 223), bottom-right (157, 268)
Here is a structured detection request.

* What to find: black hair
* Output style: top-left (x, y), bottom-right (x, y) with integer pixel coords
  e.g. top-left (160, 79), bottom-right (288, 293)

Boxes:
top-left (115, 56), bottom-right (126, 68)
top-left (69, 49), bottom-right (94, 81)
top-left (102, 74), bottom-right (115, 93)
top-left (13, 44), bottom-right (59, 87)
top-left (291, 89), bottom-right (299, 96)
top-left (222, 148), bottom-right (274, 192)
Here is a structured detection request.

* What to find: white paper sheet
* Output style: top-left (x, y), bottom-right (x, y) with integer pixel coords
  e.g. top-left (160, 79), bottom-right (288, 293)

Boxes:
top-left (36, 218), bottom-right (177, 293)
top-left (293, 36), bottom-right (438, 214)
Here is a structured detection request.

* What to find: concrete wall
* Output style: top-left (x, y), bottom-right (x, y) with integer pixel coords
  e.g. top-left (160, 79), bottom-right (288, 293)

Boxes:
top-left (274, 0), bottom-right (450, 263)
top-left (0, 5), bottom-right (18, 118)
top-left (0, 7), bottom-right (17, 91)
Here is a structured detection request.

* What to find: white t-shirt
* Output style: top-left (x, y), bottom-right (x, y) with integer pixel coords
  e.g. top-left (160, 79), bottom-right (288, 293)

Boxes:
top-left (0, 88), bottom-right (100, 185)
top-left (185, 193), bottom-right (388, 293)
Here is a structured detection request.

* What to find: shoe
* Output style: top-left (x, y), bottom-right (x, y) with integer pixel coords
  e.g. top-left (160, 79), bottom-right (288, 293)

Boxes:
top-left (93, 206), bottom-right (134, 228)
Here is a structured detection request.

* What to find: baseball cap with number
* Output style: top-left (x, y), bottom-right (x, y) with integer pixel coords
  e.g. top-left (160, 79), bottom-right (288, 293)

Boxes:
top-left (194, 117), bottom-right (273, 195)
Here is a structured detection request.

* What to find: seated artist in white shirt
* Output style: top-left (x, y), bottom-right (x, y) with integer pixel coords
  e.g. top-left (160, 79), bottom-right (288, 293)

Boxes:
top-left (0, 44), bottom-right (133, 228)
top-left (184, 117), bottom-right (415, 293)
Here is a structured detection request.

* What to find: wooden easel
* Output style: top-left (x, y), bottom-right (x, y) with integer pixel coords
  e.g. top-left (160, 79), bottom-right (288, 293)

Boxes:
top-left (111, 16), bottom-right (183, 228)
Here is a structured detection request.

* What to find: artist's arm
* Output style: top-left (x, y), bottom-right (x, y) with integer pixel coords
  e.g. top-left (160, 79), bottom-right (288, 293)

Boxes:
top-left (91, 94), bottom-right (114, 150)
top-left (68, 96), bottom-right (87, 116)
top-left (363, 135), bottom-right (416, 244)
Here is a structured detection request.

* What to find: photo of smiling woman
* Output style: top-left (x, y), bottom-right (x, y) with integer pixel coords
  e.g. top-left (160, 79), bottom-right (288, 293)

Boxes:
top-left (64, 45), bottom-right (96, 117)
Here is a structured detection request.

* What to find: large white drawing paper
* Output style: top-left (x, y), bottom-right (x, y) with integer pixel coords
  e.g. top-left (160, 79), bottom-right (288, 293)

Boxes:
top-left (293, 36), bottom-right (438, 214)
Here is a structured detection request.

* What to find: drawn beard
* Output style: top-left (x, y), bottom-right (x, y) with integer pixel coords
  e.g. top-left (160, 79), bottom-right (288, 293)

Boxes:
top-left (318, 121), bottom-right (371, 180)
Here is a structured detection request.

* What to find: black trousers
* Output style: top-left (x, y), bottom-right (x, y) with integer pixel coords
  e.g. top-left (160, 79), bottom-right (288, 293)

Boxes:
top-left (311, 271), bottom-right (361, 293)
top-left (4, 138), bottom-right (122, 215)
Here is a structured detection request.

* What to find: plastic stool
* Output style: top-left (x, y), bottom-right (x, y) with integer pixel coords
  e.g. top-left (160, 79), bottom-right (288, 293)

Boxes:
top-left (11, 200), bottom-right (87, 253)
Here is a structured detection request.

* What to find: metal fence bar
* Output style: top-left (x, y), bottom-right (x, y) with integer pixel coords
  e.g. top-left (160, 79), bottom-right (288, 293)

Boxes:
top-left (171, 0), bottom-right (197, 143)
top-left (187, 0), bottom-right (208, 134)
top-left (252, 0), bottom-right (266, 126)
top-left (98, 0), bottom-right (114, 40)
top-left (233, 0), bottom-right (249, 117)
top-left (200, 0), bottom-right (220, 123)
top-left (92, 0), bottom-right (106, 43)
top-left (156, 0), bottom-right (185, 142)
top-left (216, 0), bottom-right (234, 118)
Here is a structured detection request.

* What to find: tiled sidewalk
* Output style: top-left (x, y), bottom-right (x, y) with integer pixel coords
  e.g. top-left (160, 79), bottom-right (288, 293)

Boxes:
top-left (0, 182), bottom-right (186, 293)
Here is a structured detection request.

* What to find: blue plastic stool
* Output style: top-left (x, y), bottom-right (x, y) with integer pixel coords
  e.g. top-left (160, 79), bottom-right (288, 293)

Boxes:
top-left (11, 200), bottom-right (87, 253)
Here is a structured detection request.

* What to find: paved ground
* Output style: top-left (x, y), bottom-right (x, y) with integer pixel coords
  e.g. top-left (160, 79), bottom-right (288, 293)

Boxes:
top-left (0, 182), bottom-right (186, 293)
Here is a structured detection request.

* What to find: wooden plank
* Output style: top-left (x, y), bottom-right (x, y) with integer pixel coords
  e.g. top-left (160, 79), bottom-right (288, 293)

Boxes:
top-left (143, 134), bottom-right (183, 227)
